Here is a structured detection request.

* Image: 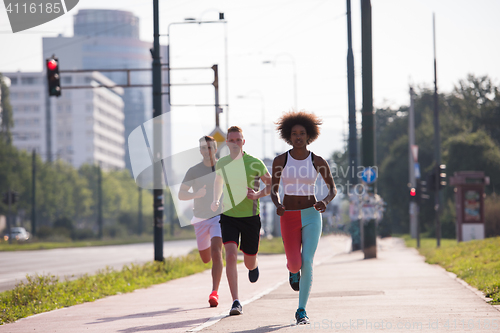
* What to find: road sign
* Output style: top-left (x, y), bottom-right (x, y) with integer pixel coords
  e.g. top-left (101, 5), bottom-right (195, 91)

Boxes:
top-left (210, 127), bottom-right (226, 149)
top-left (361, 167), bottom-right (377, 184)
top-left (414, 162), bottom-right (421, 179)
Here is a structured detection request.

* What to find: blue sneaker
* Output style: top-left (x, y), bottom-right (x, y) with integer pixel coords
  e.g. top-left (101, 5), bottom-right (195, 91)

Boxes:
top-left (295, 308), bottom-right (310, 325)
top-left (289, 271), bottom-right (300, 291)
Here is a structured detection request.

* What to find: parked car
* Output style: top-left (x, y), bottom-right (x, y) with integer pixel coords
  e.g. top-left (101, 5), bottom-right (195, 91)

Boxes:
top-left (3, 227), bottom-right (31, 242)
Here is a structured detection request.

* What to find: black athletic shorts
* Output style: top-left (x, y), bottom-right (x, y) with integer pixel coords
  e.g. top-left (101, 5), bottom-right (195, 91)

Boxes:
top-left (220, 214), bottom-right (261, 255)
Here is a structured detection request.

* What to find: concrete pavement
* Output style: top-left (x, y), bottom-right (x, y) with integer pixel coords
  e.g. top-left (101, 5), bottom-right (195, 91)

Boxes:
top-left (1, 235), bottom-right (499, 332)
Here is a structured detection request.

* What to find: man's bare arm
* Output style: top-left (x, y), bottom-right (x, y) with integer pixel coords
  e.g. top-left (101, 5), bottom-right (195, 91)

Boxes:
top-left (211, 174), bottom-right (224, 212)
top-left (247, 172), bottom-right (272, 200)
top-left (178, 183), bottom-right (206, 201)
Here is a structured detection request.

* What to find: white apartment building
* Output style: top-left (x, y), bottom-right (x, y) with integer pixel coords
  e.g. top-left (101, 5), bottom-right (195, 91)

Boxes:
top-left (43, 9), bottom-right (171, 173)
top-left (5, 73), bottom-right (45, 154)
top-left (5, 71), bottom-right (125, 170)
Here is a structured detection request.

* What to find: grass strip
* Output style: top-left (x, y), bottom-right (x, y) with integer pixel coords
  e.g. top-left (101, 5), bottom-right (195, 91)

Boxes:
top-left (404, 236), bottom-right (500, 305)
top-left (0, 237), bottom-right (285, 325)
top-left (0, 252), bottom-right (211, 325)
top-left (0, 235), bottom-right (196, 252)
top-left (258, 236), bottom-right (285, 254)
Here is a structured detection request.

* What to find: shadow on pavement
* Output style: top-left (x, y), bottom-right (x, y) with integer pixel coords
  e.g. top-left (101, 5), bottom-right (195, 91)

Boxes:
top-left (228, 324), bottom-right (293, 333)
top-left (86, 307), bottom-right (208, 325)
top-left (116, 317), bottom-right (211, 332)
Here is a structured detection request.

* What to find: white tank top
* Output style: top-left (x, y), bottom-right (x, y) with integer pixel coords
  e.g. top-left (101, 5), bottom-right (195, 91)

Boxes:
top-left (281, 151), bottom-right (318, 196)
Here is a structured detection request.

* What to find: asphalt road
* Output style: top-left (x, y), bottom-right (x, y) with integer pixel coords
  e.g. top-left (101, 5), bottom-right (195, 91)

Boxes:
top-left (0, 239), bottom-right (197, 292)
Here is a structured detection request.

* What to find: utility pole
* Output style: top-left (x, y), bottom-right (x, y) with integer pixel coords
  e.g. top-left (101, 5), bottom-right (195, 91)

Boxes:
top-left (7, 189), bottom-right (12, 244)
top-left (97, 163), bottom-right (103, 239)
top-left (432, 13), bottom-right (441, 247)
top-left (222, 14), bottom-right (229, 128)
top-left (409, 87), bottom-right (417, 238)
top-left (346, 0), bottom-right (358, 186)
top-left (346, 0), bottom-right (360, 251)
top-left (138, 187), bottom-right (142, 235)
top-left (31, 149), bottom-right (36, 236)
top-left (170, 193), bottom-right (174, 237)
top-left (44, 79), bottom-right (52, 163)
top-left (361, 0), bottom-right (376, 259)
top-left (152, 0), bottom-right (164, 261)
top-left (213, 64), bottom-right (220, 128)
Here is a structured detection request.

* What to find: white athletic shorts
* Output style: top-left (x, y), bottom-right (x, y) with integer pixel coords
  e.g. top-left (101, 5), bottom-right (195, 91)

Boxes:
top-left (192, 215), bottom-right (222, 251)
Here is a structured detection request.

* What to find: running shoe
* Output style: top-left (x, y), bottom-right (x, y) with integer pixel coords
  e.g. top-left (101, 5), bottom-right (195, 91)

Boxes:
top-left (248, 266), bottom-right (259, 283)
top-left (229, 300), bottom-right (243, 315)
top-left (289, 271), bottom-right (300, 291)
top-left (295, 308), bottom-right (310, 325)
top-left (208, 290), bottom-right (219, 307)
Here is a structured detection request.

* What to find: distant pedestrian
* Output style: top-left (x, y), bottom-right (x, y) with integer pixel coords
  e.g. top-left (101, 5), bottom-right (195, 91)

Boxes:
top-left (271, 111), bottom-right (337, 325)
top-left (211, 126), bottom-right (272, 316)
top-left (178, 136), bottom-right (223, 307)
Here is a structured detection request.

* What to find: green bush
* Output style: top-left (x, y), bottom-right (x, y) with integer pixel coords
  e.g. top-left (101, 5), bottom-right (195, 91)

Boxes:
top-left (52, 227), bottom-right (71, 239)
top-left (35, 226), bottom-right (53, 240)
top-left (103, 224), bottom-right (127, 238)
top-left (53, 217), bottom-right (74, 232)
top-left (485, 195), bottom-right (500, 237)
top-left (71, 228), bottom-right (95, 241)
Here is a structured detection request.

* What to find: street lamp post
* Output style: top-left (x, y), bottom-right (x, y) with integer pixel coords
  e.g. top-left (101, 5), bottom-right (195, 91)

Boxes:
top-left (263, 53), bottom-right (298, 111)
top-left (166, 14), bottom-right (228, 125)
top-left (237, 91), bottom-right (265, 159)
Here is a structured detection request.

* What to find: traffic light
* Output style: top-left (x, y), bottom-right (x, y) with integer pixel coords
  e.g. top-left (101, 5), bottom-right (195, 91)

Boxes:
top-left (418, 179), bottom-right (430, 202)
top-left (2, 191), bottom-right (18, 205)
top-left (12, 192), bottom-right (19, 204)
top-left (409, 187), bottom-right (417, 201)
top-left (46, 56), bottom-right (61, 97)
top-left (438, 164), bottom-right (447, 189)
top-left (425, 164), bottom-right (447, 192)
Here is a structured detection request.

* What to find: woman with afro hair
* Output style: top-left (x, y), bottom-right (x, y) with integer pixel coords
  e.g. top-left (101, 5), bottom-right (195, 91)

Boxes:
top-left (271, 110), bottom-right (337, 325)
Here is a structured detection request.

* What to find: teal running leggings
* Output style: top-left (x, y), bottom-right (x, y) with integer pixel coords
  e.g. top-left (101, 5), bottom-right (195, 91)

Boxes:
top-left (280, 206), bottom-right (322, 309)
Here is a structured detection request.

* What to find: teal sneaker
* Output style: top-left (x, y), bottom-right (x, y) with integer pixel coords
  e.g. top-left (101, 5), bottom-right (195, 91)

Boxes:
top-left (295, 308), bottom-right (310, 325)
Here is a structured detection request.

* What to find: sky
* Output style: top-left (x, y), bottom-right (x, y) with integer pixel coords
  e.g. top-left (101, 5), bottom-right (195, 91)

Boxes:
top-left (1, 0), bottom-right (500, 161)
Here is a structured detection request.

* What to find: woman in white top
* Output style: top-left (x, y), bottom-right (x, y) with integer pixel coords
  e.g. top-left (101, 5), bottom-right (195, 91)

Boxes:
top-left (271, 111), bottom-right (337, 325)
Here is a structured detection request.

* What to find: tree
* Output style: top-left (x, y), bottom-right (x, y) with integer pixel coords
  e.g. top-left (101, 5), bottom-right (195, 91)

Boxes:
top-left (449, 75), bottom-right (500, 145)
top-left (374, 75), bottom-right (500, 236)
top-left (444, 131), bottom-right (500, 195)
top-left (0, 73), bottom-right (13, 145)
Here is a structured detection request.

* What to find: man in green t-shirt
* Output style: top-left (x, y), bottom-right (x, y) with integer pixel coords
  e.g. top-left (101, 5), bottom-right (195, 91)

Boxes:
top-left (211, 126), bottom-right (271, 316)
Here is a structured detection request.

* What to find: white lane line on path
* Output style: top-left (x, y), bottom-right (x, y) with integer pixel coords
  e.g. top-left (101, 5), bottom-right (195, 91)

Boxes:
top-left (187, 280), bottom-right (287, 332)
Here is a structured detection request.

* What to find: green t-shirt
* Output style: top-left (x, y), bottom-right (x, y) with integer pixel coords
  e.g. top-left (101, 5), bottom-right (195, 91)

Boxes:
top-left (215, 152), bottom-right (268, 217)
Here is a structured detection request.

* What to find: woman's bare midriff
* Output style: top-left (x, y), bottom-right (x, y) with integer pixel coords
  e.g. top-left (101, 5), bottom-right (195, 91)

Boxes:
top-left (283, 195), bottom-right (317, 210)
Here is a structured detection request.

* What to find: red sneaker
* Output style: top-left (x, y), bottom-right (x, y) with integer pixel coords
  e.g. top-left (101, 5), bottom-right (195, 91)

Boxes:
top-left (208, 291), bottom-right (219, 307)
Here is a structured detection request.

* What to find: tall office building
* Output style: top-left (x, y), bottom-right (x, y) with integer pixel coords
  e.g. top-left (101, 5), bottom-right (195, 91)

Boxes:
top-left (43, 9), bottom-right (171, 173)
top-left (5, 71), bottom-right (125, 170)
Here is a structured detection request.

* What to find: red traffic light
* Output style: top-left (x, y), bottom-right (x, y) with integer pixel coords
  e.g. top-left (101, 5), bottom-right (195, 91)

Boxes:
top-left (410, 188), bottom-right (416, 197)
top-left (47, 59), bottom-right (58, 71)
